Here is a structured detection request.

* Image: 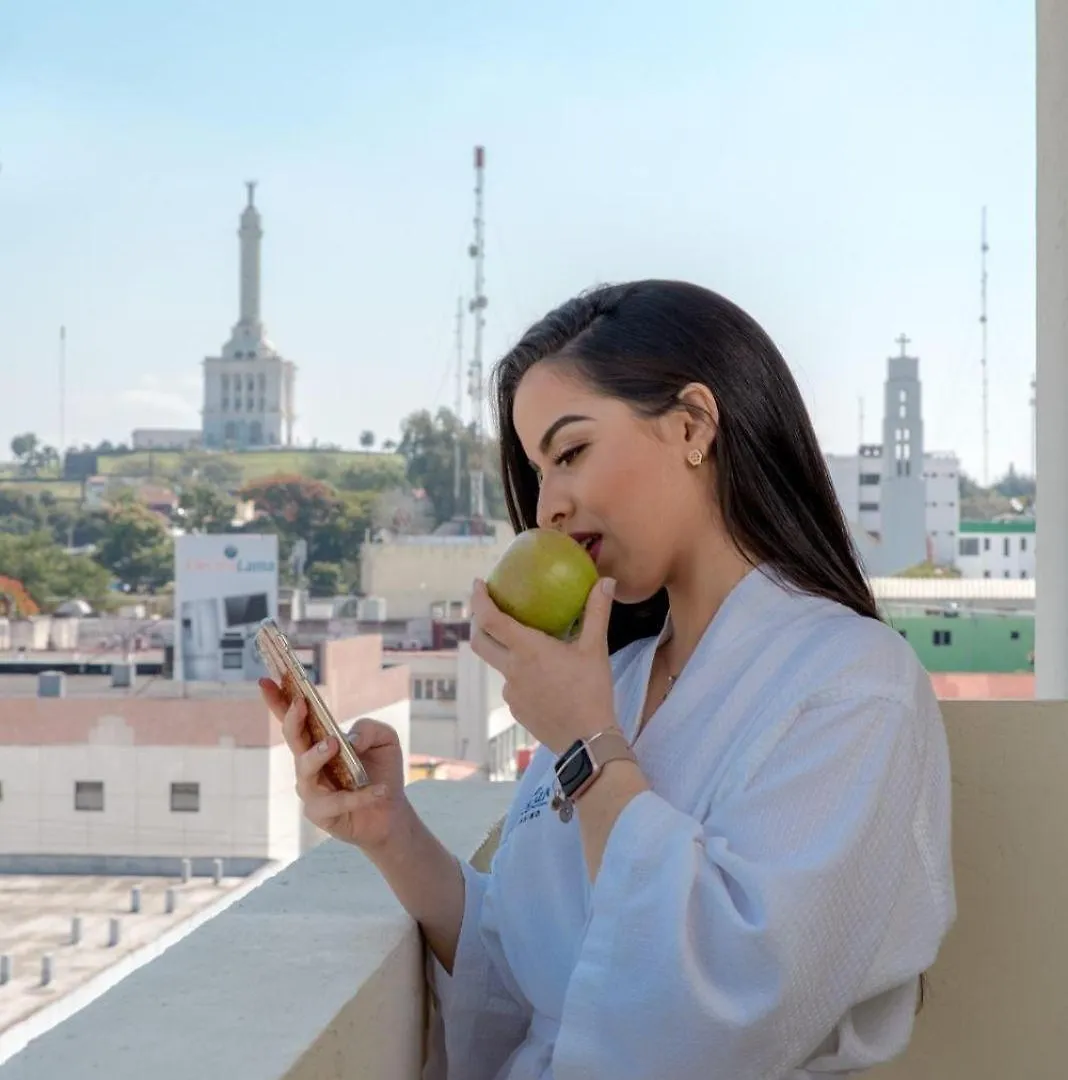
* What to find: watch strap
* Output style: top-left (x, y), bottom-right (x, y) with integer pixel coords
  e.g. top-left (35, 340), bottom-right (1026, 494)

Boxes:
top-left (555, 728), bottom-right (637, 802)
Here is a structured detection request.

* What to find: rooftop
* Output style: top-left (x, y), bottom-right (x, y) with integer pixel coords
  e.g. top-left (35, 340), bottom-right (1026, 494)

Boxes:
top-left (959, 519), bottom-right (1036, 534)
top-left (0, 674), bottom-right (265, 700)
top-left (0, 866), bottom-right (269, 1057)
top-left (870, 577), bottom-right (1034, 602)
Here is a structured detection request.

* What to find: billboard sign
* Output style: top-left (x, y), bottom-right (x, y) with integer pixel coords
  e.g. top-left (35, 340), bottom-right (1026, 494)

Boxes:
top-left (174, 534), bottom-right (279, 683)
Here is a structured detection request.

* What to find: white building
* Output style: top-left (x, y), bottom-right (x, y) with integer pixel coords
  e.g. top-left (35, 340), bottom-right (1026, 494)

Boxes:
top-left (827, 448), bottom-right (962, 569)
top-left (386, 643), bottom-right (530, 779)
top-left (956, 520), bottom-right (1036, 580)
top-left (359, 523), bottom-right (516, 622)
top-left (0, 638), bottom-right (409, 874)
top-left (201, 183), bottom-right (296, 450)
top-left (131, 429), bottom-right (201, 451)
top-left (825, 337), bottom-right (961, 573)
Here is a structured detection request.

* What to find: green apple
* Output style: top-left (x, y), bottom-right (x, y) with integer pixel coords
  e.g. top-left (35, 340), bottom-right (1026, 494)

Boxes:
top-left (485, 528), bottom-right (599, 639)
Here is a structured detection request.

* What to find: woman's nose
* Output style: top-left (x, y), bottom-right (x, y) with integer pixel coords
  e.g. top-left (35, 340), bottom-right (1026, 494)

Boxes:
top-left (536, 478), bottom-right (571, 531)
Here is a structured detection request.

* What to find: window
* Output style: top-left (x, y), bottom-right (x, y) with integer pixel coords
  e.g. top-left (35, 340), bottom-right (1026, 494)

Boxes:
top-left (170, 782), bottom-right (200, 813)
top-left (859, 502), bottom-right (879, 512)
top-left (1011, 631), bottom-right (1021, 640)
top-left (222, 397), bottom-right (230, 412)
top-left (959, 538), bottom-right (979, 557)
top-left (75, 781), bottom-right (104, 812)
top-left (983, 570), bottom-right (991, 579)
top-left (859, 473), bottom-right (880, 485)
top-left (1004, 570), bottom-right (1011, 578)
top-left (984, 538), bottom-right (991, 551)
top-left (436, 679), bottom-right (457, 701)
top-left (412, 679), bottom-right (423, 700)
top-left (933, 630), bottom-right (953, 647)
top-left (1021, 537), bottom-right (1028, 552)
top-left (1021, 570), bottom-right (1029, 579)
top-left (1003, 537), bottom-right (1011, 557)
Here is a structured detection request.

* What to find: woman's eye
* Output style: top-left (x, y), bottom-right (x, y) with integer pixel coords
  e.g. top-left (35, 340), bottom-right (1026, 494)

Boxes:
top-left (555, 444), bottom-right (586, 467)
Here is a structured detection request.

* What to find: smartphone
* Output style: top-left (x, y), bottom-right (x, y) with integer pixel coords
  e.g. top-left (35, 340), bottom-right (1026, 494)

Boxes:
top-left (255, 618), bottom-right (371, 791)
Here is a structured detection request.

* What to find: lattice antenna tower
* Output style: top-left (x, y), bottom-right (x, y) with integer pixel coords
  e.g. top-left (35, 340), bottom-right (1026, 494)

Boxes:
top-left (453, 296), bottom-right (464, 506)
top-left (467, 146), bottom-right (488, 518)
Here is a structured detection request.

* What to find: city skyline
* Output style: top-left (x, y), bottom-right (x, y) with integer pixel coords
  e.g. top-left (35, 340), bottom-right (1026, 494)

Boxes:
top-left (0, 0), bottom-right (1036, 482)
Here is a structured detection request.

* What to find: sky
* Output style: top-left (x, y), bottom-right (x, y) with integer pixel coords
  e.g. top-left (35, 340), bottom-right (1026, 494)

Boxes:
top-left (0, 0), bottom-right (1036, 483)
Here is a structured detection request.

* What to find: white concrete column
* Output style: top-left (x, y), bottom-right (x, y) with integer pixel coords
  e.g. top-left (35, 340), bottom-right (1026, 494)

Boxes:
top-left (1035, 0), bottom-right (1068, 698)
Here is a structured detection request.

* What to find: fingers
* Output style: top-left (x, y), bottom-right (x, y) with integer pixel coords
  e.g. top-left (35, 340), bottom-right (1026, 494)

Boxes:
top-left (259, 677), bottom-right (288, 721)
top-left (295, 733), bottom-right (339, 788)
top-left (275, 693), bottom-right (313, 755)
top-left (471, 580), bottom-right (528, 651)
top-left (577, 577), bottom-right (616, 651)
top-left (345, 718), bottom-right (398, 755)
top-left (303, 783), bottom-right (387, 826)
top-left (470, 623), bottom-right (512, 673)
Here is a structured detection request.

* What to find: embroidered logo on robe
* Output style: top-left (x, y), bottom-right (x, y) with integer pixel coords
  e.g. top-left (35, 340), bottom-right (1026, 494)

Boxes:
top-left (516, 783), bottom-right (552, 826)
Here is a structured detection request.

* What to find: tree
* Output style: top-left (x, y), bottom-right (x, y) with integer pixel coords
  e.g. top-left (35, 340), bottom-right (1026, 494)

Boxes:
top-left (9, 433), bottom-right (59, 477)
top-left (0, 531), bottom-right (112, 609)
top-left (397, 407), bottom-right (506, 525)
top-left (307, 561), bottom-right (343, 597)
top-left (237, 474), bottom-right (365, 571)
top-left (93, 500), bottom-right (174, 592)
top-left (359, 430), bottom-right (375, 449)
top-left (179, 452), bottom-right (243, 491)
top-left (372, 488), bottom-right (435, 535)
top-left (994, 465), bottom-right (1035, 501)
top-left (178, 483), bottom-right (236, 533)
top-left (10, 433), bottom-right (39, 471)
top-left (336, 455), bottom-right (407, 494)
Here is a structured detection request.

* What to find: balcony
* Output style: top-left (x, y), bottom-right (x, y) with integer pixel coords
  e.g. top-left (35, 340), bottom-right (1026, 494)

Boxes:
top-left (0, 701), bottom-right (1065, 1078)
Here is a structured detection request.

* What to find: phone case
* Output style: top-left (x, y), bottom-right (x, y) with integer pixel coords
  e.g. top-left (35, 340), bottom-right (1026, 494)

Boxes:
top-left (255, 618), bottom-right (371, 790)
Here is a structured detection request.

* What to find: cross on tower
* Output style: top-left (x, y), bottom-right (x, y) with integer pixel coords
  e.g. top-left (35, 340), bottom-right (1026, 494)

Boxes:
top-left (895, 333), bottom-right (911, 357)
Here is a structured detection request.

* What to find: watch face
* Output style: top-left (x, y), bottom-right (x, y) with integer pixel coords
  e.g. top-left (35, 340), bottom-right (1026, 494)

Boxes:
top-left (556, 738), bottom-right (594, 798)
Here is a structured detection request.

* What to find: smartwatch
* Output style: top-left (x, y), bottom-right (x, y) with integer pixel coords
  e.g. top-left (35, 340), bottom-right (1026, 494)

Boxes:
top-left (554, 728), bottom-right (638, 803)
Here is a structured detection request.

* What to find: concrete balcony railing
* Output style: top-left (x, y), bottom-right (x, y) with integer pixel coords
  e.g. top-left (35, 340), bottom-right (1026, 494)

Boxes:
top-left (4, 702), bottom-right (1068, 1079)
top-left (0, 780), bottom-right (516, 1080)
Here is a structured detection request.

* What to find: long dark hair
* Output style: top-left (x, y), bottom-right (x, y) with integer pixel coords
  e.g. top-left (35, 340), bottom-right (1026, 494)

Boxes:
top-left (491, 280), bottom-right (880, 654)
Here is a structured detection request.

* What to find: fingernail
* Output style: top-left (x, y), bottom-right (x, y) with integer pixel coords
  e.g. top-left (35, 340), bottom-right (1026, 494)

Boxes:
top-left (602, 578), bottom-right (617, 597)
top-left (318, 739), bottom-right (331, 753)
top-left (371, 784), bottom-right (388, 798)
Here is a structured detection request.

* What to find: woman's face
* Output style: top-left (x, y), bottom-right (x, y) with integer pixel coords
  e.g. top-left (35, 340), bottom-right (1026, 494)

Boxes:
top-left (511, 361), bottom-right (715, 604)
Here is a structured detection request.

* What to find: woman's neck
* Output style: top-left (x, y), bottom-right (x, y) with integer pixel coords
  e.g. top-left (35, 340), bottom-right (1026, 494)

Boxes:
top-left (662, 539), bottom-right (755, 676)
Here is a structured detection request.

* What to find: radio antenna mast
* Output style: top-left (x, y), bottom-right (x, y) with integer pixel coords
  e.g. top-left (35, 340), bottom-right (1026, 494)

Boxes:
top-left (453, 296), bottom-right (464, 508)
top-left (467, 146), bottom-right (488, 519)
top-left (980, 206), bottom-right (990, 486)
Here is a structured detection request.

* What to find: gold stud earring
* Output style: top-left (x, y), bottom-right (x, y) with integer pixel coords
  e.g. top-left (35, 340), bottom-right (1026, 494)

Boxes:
top-left (687, 449), bottom-right (704, 467)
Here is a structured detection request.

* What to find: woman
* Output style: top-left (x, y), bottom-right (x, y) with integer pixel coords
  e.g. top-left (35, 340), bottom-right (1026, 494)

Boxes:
top-left (263, 280), bottom-right (955, 1079)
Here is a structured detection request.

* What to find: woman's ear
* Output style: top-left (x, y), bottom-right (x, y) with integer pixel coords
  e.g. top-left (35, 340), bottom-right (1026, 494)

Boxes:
top-left (676, 382), bottom-right (719, 455)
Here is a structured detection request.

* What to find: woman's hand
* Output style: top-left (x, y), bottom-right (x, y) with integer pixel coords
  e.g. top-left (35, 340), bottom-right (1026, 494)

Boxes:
top-left (470, 576), bottom-right (619, 754)
top-left (260, 679), bottom-right (409, 853)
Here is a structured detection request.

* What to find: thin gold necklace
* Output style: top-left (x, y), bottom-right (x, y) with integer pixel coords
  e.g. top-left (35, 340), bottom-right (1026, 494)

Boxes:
top-left (662, 673), bottom-right (678, 703)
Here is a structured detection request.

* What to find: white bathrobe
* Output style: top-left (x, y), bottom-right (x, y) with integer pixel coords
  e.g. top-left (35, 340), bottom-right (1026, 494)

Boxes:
top-left (425, 566), bottom-right (956, 1080)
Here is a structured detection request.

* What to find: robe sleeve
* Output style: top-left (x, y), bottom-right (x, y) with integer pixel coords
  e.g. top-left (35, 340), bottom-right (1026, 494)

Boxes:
top-left (551, 690), bottom-right (948, 1080)
top-left (424, 856), bottom-right (533, 1080)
